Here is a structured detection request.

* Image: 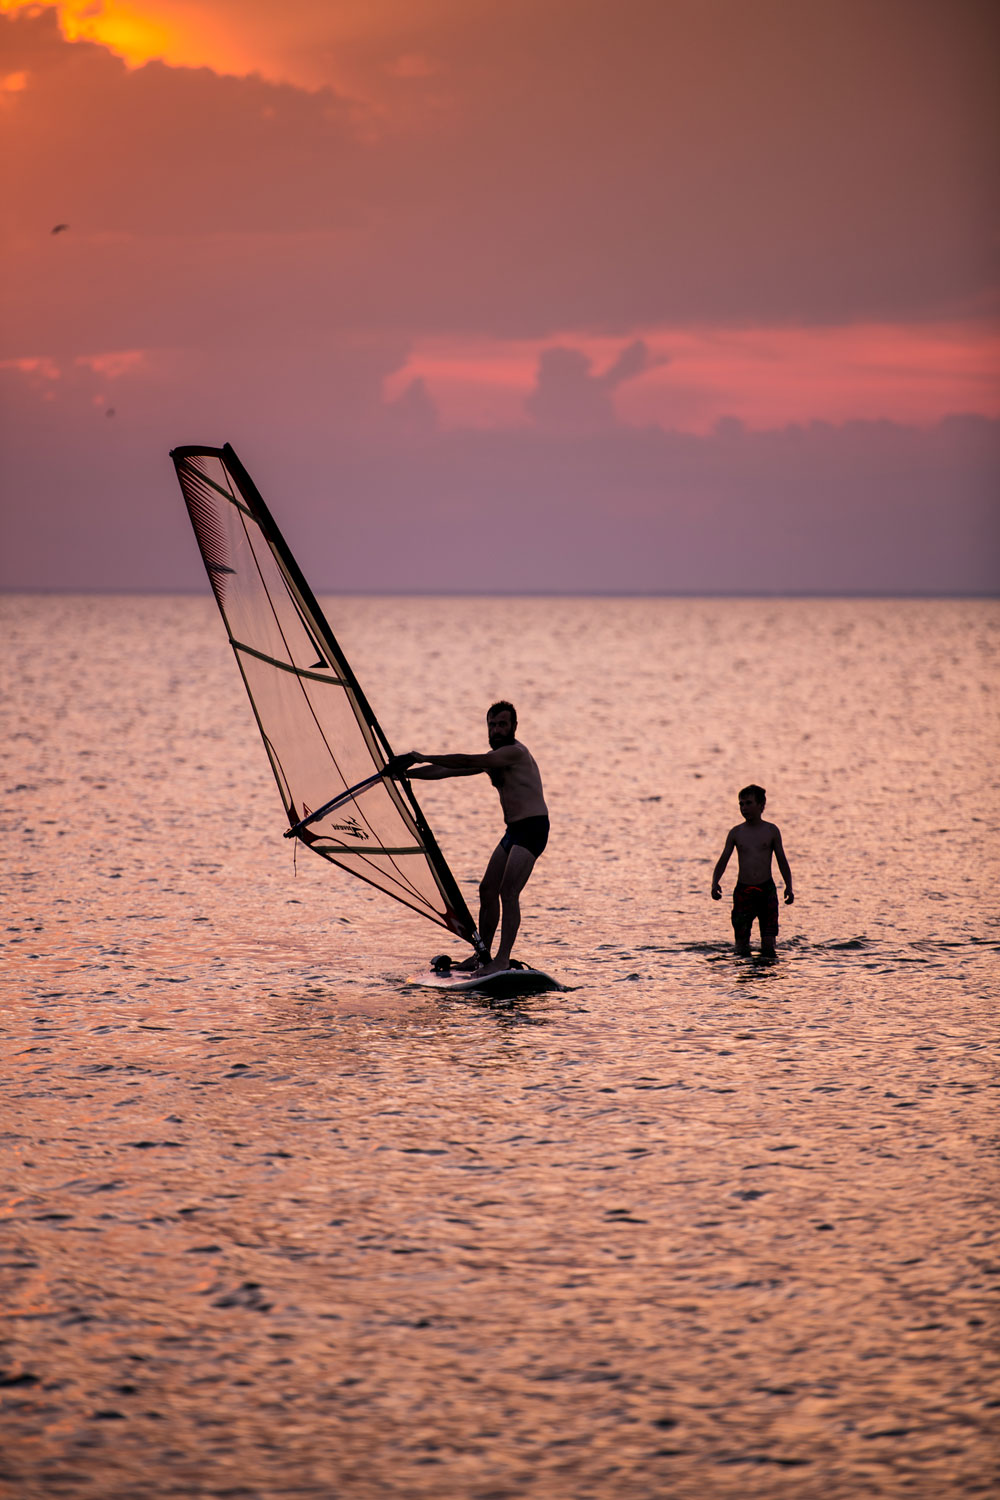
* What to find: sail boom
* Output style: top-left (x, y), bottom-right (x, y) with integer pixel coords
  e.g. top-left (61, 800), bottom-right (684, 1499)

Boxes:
top-left (285, 769), bottom-right (387, 838)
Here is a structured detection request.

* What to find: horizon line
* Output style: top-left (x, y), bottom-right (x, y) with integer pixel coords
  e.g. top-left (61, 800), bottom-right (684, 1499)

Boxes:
top-left (2, 587), bottom-right (997, 601)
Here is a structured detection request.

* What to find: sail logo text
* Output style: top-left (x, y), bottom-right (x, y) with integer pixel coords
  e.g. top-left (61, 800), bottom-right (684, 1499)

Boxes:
top-left (328, 817), bottom-right (369, 840)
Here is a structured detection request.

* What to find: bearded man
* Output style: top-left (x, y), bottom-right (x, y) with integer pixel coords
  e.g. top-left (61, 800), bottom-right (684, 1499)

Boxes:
top-left (390, 701), bottom-right (548, 976)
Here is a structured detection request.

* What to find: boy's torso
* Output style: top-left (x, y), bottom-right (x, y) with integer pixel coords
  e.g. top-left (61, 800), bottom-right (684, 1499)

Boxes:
top-left (733, 820), bottom-right (777, 885)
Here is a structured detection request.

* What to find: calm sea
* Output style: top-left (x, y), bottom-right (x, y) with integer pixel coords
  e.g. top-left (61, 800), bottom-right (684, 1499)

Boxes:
top-left (2, 595), bottom-right (998, 1499)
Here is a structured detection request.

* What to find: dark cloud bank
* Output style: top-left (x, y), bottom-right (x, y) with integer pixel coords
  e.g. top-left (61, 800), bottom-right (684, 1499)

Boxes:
top-left (2, 354), bottom-right (996, 593)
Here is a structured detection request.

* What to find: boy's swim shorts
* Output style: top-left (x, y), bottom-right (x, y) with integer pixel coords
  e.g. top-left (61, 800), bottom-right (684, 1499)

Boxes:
top-left (731, 878), bottom-right (779, 939)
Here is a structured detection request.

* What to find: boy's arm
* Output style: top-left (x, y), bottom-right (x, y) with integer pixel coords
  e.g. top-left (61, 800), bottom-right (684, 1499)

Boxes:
top-left (773, 826), bottom-right (794, 903)
top-left (711, 830), bottom-right (736, 899)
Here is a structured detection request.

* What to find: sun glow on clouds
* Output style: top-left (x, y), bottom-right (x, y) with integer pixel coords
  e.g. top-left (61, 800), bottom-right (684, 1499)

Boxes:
top-left (0, 0), bottom-right (257, 76)
top-left (387, 324), bottom-right (1000, 434)
top-left (0, 0), bottom-right (429, 93)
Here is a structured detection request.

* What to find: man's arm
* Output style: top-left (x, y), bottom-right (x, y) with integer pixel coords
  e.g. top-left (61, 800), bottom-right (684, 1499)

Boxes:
top-left (385, 752), bottom-right (478, 781)
top-left (405, 764), bottom-right (481, 780)
top-left (711, 830), bottom-right (736, 899)
top-left (385, 746), bottom-right (514, 780)
top-left (408, 745), bottom-right (520, 773)
top-left (773, 827), bottom-right (794, 903)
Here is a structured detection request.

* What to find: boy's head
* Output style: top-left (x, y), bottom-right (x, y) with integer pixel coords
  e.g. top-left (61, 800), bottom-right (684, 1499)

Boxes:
top-left (738, 784), bottom-right (766, 817)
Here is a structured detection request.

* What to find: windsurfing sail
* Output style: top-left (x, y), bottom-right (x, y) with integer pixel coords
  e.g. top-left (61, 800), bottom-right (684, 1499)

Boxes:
top-left (170, 443), bottom-right (483, 954)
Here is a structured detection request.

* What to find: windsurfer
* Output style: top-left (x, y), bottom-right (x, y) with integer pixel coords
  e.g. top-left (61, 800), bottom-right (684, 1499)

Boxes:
top-left (389, 702), bottom-right (548, 976)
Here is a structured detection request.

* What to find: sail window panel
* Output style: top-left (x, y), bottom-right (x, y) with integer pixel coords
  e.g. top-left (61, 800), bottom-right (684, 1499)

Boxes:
top-left (179, 463), bottom-right (285, 661)
top-left (316, 847), bottom-right (449, 919)
top-left (306, 777), bottom-right (422, 851)
top-left (241, 519), bottom-right (341, 676)
top-left (237, 656), bottom-right (382, 804)
top-left (237, 658), bottom-right (430, 860)
top-left (177, 455), bottom-right (320, 676)
top-left (242, 654), bottom-right (456, 921)
top-left (216, 504), bottom-right (323, 674)
top-left (307, 778), bottom-right (451, 916)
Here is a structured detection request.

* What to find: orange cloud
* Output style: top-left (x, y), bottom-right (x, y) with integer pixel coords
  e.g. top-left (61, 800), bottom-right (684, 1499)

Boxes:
top-left (0, 0), bottom-right (453, 99)
top-left (0, 1), bottom-right (261, 76)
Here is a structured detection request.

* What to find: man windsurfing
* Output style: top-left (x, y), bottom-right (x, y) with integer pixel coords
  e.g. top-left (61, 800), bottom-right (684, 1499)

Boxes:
top-left (390, 701), bottom-right (548, 976)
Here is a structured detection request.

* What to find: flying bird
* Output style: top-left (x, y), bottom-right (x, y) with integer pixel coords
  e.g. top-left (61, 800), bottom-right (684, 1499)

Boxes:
top-left (51, 223), bottom-right (70, 234)
top-left (106, 408), bottom-right (116, 419)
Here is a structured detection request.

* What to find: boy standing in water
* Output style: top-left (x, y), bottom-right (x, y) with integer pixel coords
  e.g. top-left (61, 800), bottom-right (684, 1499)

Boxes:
top-left (711, 785), bottom-right (794, 957)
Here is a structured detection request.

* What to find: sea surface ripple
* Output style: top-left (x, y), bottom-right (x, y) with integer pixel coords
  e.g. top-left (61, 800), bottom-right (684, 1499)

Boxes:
top-left (2, 596), bottom-right (998, 1498)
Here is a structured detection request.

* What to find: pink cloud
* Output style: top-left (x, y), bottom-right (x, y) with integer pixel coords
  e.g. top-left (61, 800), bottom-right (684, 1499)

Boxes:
top-left (74, 349), bottom-right (148, 378)
top-left (386, 324), bottom-right (1000, 434)
top-left (0, 355), bottom-right (62, 381)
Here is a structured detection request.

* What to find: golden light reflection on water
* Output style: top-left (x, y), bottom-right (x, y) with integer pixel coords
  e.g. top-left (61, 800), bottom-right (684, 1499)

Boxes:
top-left (2, 596), bottom-right (998, 1497)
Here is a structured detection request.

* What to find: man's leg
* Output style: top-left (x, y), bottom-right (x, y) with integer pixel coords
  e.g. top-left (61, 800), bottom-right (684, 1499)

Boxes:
top-left (478, 845), bottom-right (536, 974)
top-left (475, 842), bottom-right (509, 960)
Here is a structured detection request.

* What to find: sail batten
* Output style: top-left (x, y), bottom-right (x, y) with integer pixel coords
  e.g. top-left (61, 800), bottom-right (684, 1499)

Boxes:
top-left (170, 443), bottom-right (481, 951)
top-left (229, 638), bottom-right (346, 683)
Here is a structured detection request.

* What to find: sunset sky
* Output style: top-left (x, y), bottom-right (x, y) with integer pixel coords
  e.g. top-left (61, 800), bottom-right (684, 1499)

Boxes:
top-left (1, 0), bottom-right (997, 592)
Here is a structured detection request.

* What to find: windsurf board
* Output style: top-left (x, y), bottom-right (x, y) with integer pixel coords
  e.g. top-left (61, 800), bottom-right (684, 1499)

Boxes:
top-left (407, 962), bottom-right (562, 997)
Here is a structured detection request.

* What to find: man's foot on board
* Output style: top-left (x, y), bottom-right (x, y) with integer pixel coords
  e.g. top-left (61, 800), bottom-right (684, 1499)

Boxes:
top-left (452, 954), bottom-right (482, 972)
top-left (474, 956), bottom-right (511, 979)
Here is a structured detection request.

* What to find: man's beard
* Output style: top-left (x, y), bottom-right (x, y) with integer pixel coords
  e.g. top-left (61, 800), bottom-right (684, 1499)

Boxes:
top-left (489, 729), bottom-right (515, 748)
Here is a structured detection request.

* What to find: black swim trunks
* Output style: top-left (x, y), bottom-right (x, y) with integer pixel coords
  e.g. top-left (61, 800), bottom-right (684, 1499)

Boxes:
top-left (731, 879), bottom-right (779, 939)
top-left (500, 815), bottom-right (550, 859)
